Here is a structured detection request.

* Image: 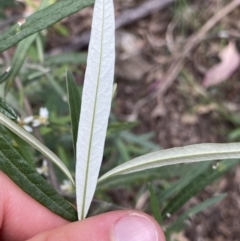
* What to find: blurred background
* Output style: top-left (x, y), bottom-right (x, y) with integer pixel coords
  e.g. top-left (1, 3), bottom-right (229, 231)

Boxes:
top-left (1, 0), bottom-right (240, 240)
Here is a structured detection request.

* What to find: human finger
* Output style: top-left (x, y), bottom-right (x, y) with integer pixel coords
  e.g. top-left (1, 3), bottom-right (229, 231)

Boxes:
top-left (28, 210), bottom-right (166, 241)
top-left (0, 171), bottom-right (69, 241)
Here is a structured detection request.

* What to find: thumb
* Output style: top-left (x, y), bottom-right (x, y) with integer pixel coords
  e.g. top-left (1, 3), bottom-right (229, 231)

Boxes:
top-left (27, 210), bottom-right (166, 241)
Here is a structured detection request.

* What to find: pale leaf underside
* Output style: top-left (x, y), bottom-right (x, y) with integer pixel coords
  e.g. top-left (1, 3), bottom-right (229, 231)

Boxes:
top-left (76, 0), bottom-right (115, 220)
top-left (98, 143), bottom-right (240, 182)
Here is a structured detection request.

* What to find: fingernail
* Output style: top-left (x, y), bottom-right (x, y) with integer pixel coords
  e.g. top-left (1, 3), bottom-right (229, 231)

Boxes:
top-left (112, 213), bottom-right (159, 241)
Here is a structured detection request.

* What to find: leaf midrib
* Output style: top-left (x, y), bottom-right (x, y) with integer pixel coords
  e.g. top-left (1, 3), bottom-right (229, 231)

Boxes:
top-left (81, 0), bottom-right (106, 219)
top-left (99, 148), bottom-right (240, 181)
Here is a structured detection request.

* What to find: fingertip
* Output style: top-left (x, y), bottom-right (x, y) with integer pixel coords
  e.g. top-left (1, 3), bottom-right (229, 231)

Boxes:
top-left (28, 210), bottom-right (166, 241)
top-left (111, 211), bottom-right (166, 241)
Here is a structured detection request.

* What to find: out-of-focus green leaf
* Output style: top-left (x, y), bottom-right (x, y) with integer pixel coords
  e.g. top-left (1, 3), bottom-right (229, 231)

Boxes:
top-left (0, 0), bottom-right (94, 52)
top-left (45, 52), bottom-right (87, 66)
top-left (47, 73), bottom-right (67, 102)
top-left (107, 121), bottom-right (138, 135)
top-left (0, 0), bottom-right (16, 8)
top-left (120, 132), bottom-right (160, 151)
top-left (0, 34), bottom-right (37, 85)
top-left (36, 35), bottom-right (44, 63)
top-left (162, 159), bottom-right (239, 218)
top-left (0, 84), bottom-right (26, 116)
top-left (228, 128), bottom-right (240, 141)
top-left (1, 0), bottom-right (51, 86)
top-left (66, 71), bottom-right (80, 157)
top-left (98, 163), bottom-right (199, 190)
top-left (0, 136), bottom-right (77, 221)
top-left (53, 23), bottom-right (70, 36)
top-left (166, 194), bottom-right (226, 234)
top-left (115, 139), bottom-right (130, 163)
top-left (148, 183), bottom-right (162, 224)
top-left (0, 113), bottom-right (74, 184)
top-left (158, 162), bottom-right (211, 204)
top-left (0, 97), bottom-right (17, 120)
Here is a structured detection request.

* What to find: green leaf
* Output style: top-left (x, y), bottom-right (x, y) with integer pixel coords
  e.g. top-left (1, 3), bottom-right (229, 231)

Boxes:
top-left (0, 0), bottom-right (94, 53)
top-left (148, 183), bottom-right (162, 224)
top-left (0, 113), bottom-right (74, 184)
top-left (98, 143), bottom-right (240, 183)
top-left (107, 121), bottom-right (138, 135)
top-left (66, 70), bottom-right (81, 157)
top-left (0, 84), bottom-right (26, 116)
top-left (158, 162), bottom-right (210, 204)
top-left (97, 163), bottom-right (210, 190)
top-left (47, 73), bottom-right (67, 102)
top-left (0, 97), bottom-right (17, 120)
top-left (45, 52), bottom-right (87, 66)
top-left (0, 0), bottom-right (52, 85)
top-left (166, 194), bottom-right (226, 234)
top-left (8, 130), bottom-right (35, 167)
top-left (115, 139), bottom-right (130, 162)
top-left (162, 159), bottom-right (239, 218)
top-left (0, 34), bottom-right (37, 85)
top-left (120, 132), bottom-right (159, 151)
top-left (0, 0), bottom-right (15, 8)
top-left (0, 136), bottom-right (77, 221)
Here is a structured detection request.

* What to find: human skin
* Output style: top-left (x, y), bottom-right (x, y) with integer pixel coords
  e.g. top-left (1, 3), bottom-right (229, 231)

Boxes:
top-left (0, 171), bottom-right (166, 241)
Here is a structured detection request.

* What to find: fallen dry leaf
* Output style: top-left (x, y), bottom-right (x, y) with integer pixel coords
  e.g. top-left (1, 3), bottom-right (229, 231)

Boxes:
top-left (203, 42), bottom-right (240, 87)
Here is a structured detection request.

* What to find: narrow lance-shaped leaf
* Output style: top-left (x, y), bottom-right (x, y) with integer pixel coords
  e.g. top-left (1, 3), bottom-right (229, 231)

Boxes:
top-left (46, 73), bottom-right (67, 102)
top-left (0, 137), bottom-right (77, 221)
top-left (148, 183), bottom-right (162, 225)
top-left (0, 0), bottom-right (51, 85)
top-left (162, 159), bottom-right (238, 218)
top-left (166, 194), bottom-right (226, 235)
top-left (1, 34), bottom-right (37, 85)
top-left (0, 113), bottom-right (74, 184)
top-left (157, 162), bottom-right (210, 204)
top-left (0, 97), bottom-right (17, 120)
top-left (0, 0), bottom-right (94, 53)
top-left (66, 70), bottom-right (81, 157)
top-left (98, 143), bottom-right (240, 182)
top-left (8, 130), bottom-right (36, 167)
top-left (76, 0), bottom-right (115, 220)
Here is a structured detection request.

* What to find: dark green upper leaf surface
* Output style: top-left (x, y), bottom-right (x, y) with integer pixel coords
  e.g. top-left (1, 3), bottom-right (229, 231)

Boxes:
top-left (0, 137), bottom-right (77, 221)
top-left (0, 0), bottom-right (94, 52)
top-left (0, 97), bottom-right (17, 120)
top-left (66, 70), bottom-right (81, 157)
top-left (7, 130), bottom-right (35, 167)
